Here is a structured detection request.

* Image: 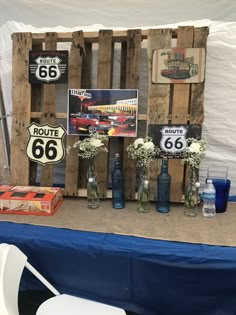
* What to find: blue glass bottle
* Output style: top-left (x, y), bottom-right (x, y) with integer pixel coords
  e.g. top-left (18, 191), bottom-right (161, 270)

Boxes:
top-left (112, 153), bottom-right (125, 209)
top-left (157, 158), bottom-right (171, 213)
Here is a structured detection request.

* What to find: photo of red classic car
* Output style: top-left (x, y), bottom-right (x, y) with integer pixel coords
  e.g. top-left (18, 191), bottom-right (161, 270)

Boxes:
top-left (70, 113), bottom-right (114, 134)
top-left (67, 89), bottom-right (138, 137)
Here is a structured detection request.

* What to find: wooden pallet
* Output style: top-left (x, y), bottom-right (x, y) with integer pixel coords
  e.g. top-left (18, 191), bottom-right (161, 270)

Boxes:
top-left (10, 26), bottom-right (209, 201)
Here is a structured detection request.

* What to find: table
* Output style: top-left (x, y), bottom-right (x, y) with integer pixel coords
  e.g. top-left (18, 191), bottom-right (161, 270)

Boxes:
top-left (1, 221), bottom-right (236, 315)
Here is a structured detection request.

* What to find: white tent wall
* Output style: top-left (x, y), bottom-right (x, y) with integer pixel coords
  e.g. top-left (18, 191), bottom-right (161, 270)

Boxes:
top-left (0, 1), bottom-right (236, 199)
top-left (1, 0), bottom-right (236, 28)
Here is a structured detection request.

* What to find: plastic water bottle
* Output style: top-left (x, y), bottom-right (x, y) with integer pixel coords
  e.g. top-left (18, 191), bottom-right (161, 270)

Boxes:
top-left (112, 153), bottom-right (125, 209)
top-left (202, 179), bottom-right (216, 217)
top-left (157, 158), bottom-right (171, 213)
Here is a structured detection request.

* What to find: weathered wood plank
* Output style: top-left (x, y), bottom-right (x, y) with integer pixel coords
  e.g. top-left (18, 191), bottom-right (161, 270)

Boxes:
top-left (147, 28), bottom-right (172, 200)
top-left (184, 27), bottom-right (209, 191)
top-left (96, 30), bottom-right (113, 198)
top-left (169, 26), bottom-right (194, 202)
top-left (30, 29), bottom-right (179, 44)
top-left (190, 27), bottom-right (209, 124)
top-left (64, 31), bottom-right (84, 196)
top-left (10, 33), bottom-right (32, 185)
top-left (29, 43), bottom-right (42, 185)
top-left (40, 32), bottom-right (57, 186)
top-left (123, 29), bottom-right (142, 200)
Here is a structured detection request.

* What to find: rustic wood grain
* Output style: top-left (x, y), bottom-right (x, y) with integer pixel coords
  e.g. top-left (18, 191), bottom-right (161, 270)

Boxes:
top-left (39, 33), bottom-right (57, 186)
top-left (169, 26), bottom-right (194, 202)
top-left (29, 43), bottom-right (43, 185)
top-left (184, 27), bottom-right (209, 189)
top-left (30, 29), bottom-right (179, 44)
top-left (64, 31), bottom-right (84, 196)
top-left (190, 27), bottom-right (209, 124)
top-left (123, 29), bottom-right (142, 200)
top-left (147, 28), bottom-right (172, 200)
top-left (10, 33), bottom-right (32, 185)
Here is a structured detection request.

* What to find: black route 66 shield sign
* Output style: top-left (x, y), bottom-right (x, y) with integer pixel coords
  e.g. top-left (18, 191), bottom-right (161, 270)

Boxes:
top-left (29, 50), bottom-right (68, 84)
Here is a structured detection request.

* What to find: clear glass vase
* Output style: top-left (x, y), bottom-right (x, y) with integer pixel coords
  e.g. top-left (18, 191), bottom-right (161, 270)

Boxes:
top-left (184, 166), bottom-right (200, 217)
top-left (137, 168), bottom-right (150, 213)
top-left (87, 158), bottom-right (100, 209)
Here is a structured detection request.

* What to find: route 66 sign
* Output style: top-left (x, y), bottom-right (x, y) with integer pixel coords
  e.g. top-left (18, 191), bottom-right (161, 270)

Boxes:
top-left (148, 124), bottom-right (202, 158)
top-left (29, 51), bottom-right (68, 84)
top-left (26, 123), bottom-right (66, 165)
top-left (160, 126), bottom-right (187, 153)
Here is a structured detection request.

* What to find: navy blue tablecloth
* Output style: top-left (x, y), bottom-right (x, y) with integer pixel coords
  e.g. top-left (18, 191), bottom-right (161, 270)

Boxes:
top-left (1, 221), bottom-right (236, 315)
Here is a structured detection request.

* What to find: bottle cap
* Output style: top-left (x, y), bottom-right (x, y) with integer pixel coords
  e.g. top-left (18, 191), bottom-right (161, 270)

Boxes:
top-left (88, 177), bottom-right (94, 183)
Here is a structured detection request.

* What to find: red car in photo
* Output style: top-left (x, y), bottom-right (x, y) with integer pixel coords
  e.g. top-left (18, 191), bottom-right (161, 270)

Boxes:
top-left (70, 113), bottom-right (114, 134)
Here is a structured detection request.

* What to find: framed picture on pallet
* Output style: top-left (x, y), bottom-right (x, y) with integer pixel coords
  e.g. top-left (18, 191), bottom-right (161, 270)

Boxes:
top-left (152, 48), bottom-right (206, 83)
top-left (67, 89), bottom-right (138, 137)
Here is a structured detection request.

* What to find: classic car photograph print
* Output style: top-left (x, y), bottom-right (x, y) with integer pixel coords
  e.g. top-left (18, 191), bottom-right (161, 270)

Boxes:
top-left (67, 89), bottom-right (138, 137)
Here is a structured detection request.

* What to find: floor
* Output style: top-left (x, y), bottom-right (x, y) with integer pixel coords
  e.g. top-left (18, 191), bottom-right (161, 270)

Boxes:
top-left (18, 290), bottom-right (136, 315)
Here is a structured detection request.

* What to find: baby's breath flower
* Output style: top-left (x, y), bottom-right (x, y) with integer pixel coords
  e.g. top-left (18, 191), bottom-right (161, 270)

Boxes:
top-left (182, 137), bottom-right (207, 168)
top-left (67, 132), bottom-right (108, 159)
top-left (126, 136), bottom-right (159, 169)
top-left (134, 138), bottom-right (144, 148)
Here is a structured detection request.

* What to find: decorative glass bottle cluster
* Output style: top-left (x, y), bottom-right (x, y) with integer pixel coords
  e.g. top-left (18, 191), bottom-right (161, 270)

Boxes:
top-left (110, 155), bottom-right (172, 213)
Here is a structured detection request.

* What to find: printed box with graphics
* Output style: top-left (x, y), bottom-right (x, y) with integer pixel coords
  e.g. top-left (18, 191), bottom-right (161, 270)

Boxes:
top-left (0, 185), bottom-right (63, 216)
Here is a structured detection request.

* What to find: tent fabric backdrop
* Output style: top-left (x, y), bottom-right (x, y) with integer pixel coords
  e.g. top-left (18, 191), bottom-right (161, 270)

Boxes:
top-left (0, 18), bottom-right (236, 198)
top-left (1, 0), bottom-right (236, 28)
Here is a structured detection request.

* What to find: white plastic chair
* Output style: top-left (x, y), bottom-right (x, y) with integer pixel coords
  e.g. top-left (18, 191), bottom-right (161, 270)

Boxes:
top-left (0, 243), bottom-right (126, 315)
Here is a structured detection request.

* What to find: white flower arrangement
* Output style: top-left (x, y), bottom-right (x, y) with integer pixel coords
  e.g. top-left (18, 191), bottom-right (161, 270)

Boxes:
top-left (182, 137), bottom-right (207, 168)
top-left (126, 136), bottom-right (159, 169)
top-left (67, 132), bottom-right (108, 159)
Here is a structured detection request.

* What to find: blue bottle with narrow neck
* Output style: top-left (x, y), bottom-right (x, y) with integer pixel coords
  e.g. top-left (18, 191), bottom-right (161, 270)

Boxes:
top-left (157, 158), bottom-right (171, 213)
top-left (112, 153), bottom-right (125, 209)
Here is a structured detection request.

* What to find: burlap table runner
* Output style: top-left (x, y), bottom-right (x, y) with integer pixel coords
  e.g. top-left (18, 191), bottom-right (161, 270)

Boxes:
top-left (0, 198), bottom-right (236, 246)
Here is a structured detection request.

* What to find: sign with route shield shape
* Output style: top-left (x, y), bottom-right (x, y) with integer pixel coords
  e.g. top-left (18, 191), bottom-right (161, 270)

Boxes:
top-left (160, 125), bottom-right (187, 153)
top-left (26, 123), bottom-right (66, 165)
top-left (29, 50), bottom-right (68, 84)
top-left (148, 124), bottom-right (202, 158)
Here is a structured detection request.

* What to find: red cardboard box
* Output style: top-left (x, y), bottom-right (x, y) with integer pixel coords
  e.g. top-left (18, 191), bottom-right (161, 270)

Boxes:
top-left (0, 185), bottom-right (63, 216)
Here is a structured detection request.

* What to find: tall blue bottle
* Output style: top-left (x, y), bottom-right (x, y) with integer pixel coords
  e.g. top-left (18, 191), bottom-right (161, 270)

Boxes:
top-left (112, 153), bottom-right (125, 209)
top-left (157, 158), bottom-right (171, 213)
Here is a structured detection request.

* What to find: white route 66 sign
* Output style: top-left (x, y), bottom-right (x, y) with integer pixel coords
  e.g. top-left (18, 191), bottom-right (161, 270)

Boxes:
top-left (160, 126), bottom-right (187, 153)
top-left (26, 123), bottom-right (66, 166)
top-left (35, 56), bottom-right (62, 82)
